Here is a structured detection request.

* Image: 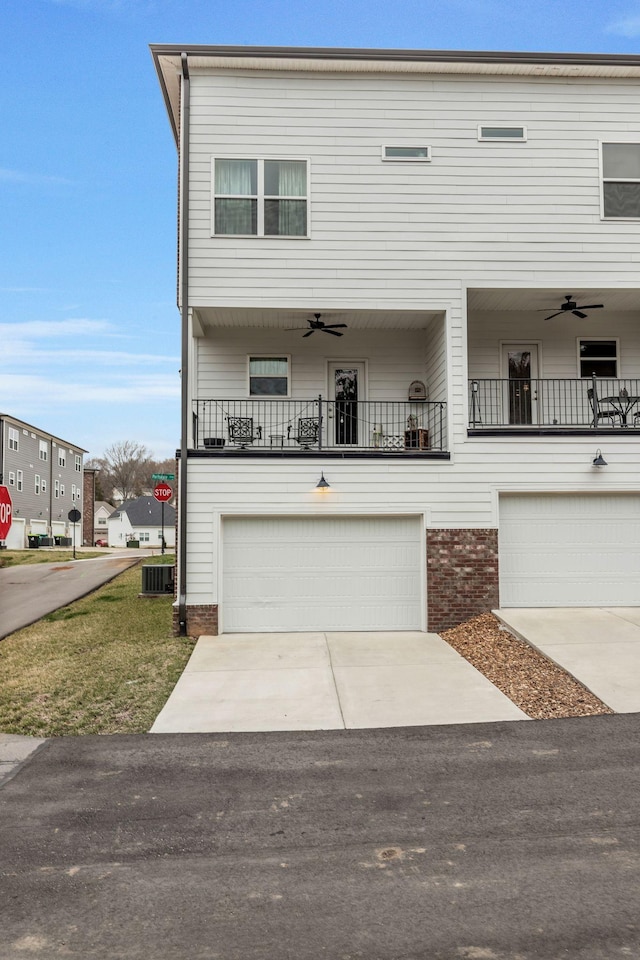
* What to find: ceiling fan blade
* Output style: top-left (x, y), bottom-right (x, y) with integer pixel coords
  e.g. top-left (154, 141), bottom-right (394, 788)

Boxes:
top-left (543, 311), bottom-right (562, 321)
top-left (572, 310), bottom-right (587, 319)
top-left (576, 304), bottom-right (603, 310)
top-left (323, 328), bottom-right (343, 336)
top-left (323, 323), bottom-right (348, 329)
top-left (303, 329), bottom-right (315, 337)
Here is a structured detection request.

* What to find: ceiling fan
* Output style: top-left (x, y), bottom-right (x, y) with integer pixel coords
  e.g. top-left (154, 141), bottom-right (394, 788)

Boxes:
top-left (542, 294), bottom-right (604, 322)
top-left (289, 313), bottom-right (348, 337)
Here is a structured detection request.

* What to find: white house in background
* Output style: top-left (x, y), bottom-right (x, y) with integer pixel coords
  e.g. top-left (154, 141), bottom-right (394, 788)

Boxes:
top-left (94, 501), bottom-right (115, 543)
top-left (151, 43), bottom-right (640, 637)
top-left (107, 497), bottom-right (176, 548)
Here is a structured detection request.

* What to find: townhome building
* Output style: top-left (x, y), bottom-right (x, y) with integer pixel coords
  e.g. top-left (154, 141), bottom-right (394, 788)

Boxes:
top-left (151, 44), bottom-right (640, 637)
top-left (0, 414), bottom-right (86, 549)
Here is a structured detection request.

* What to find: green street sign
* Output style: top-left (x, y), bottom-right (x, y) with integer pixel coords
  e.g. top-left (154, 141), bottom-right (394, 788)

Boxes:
top-left (152, 473), bottom-right (175, 480)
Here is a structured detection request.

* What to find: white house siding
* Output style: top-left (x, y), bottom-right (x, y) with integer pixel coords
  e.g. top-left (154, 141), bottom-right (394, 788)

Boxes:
top-left (186, 69), bottom-right (640, 310)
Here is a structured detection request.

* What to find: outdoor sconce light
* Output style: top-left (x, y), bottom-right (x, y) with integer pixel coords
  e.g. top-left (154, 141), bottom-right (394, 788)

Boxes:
top-left (592, 449), bottom-right (608, 467)
top-left (315, 472), bottom-right (331, 492)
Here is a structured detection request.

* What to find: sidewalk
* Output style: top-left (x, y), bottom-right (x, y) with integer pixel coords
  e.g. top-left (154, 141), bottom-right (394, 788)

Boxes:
top-left (151, 631), bottom-right (528, 733)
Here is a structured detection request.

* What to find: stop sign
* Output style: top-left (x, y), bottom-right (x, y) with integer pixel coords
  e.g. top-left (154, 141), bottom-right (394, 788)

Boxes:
top-left (153, 482), bottom-right (173, 503)
top-left (0, 485), bottom-right (12, 540)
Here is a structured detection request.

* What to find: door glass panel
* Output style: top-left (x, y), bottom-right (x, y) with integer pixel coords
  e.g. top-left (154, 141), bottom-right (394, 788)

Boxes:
top-left (334, 368), bottom-right (359, 444)
top-left (507, 350), bottom-right (532, 425)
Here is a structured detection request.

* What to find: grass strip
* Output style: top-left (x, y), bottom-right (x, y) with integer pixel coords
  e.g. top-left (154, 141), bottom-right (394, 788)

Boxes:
top-left (0, 557), bottom-right (196, 736)
top-left (0, 550), bottom-right (104, 567)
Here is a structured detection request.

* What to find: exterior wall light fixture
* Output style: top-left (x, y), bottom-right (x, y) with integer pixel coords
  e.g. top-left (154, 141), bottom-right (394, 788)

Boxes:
top-left (315, 472), bottom-right (331, 492)
top-left (592, 449), bottom-right (608, 467)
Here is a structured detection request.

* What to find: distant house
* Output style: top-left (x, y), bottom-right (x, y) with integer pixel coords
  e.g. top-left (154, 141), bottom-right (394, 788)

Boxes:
top-left (0, 413), bottom-right (86, 549)
top-left (107, 496), bottom-right (176, 548)
top-left (94, 500), bottom-right (116, 543)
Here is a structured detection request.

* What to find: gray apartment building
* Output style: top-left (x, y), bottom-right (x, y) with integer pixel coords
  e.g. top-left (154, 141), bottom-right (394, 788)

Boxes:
top-left (0, 414), bottom-right (87, 549)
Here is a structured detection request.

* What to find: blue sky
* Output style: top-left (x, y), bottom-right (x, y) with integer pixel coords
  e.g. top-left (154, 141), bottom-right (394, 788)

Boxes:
top-left (2, 0), bottom-right (639, 460)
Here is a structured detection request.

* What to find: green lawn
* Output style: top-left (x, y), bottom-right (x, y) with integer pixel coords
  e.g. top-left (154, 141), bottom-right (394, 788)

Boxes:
top-left (0, 549), bottom-right (104, 567)
top-left (0, 556), bottom-right (196, 736)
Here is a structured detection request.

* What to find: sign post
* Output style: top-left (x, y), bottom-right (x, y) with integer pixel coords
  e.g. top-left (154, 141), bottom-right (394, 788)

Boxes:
top-left (153, 483), bottom-right (173, 556)
top-left (68, 508), bottom-right (81, 560)
top-left (0, 485), bottom-right (13, 543)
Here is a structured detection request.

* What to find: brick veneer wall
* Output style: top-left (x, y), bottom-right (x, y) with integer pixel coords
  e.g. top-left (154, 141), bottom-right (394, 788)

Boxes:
top-left (82, 470), bottom-right (96, 546)
top-left (173, 603), bottom-right (218, 637)
top-left (426, 528), bottom-right (499, 632)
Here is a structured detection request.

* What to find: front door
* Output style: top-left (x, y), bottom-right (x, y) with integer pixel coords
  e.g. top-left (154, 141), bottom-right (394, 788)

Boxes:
top-left (502, 345), bottom-right (538, 425)
top-left (328, 363), bottom-right (366, 445)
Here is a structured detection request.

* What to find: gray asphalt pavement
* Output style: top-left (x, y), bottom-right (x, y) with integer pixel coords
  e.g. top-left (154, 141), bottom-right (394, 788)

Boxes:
top-left (0, 553), bottom-right (146, 639)
top-left (1, 714), bottom-right (639, 959)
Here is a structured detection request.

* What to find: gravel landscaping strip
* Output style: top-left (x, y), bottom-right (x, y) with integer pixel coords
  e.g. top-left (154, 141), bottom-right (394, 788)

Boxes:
top-left (441, 612), bottom-right (614, 720)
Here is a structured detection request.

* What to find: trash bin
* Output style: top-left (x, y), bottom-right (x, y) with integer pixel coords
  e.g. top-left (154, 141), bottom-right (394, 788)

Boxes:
top-left (39, 537), bottom-right (53, 546)
top-left (28, 535), bottom-right (40, 549)
top-left (127, 540), bottom-right (140, 548)
top-left (54, 536), bottom-right (62, 546)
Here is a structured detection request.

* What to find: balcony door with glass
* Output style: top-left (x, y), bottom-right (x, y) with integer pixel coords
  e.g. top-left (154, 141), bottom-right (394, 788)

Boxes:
top-left (328, 363), bottom-right (366, 446)
top-left (502, 345), bottom-right (539, 425)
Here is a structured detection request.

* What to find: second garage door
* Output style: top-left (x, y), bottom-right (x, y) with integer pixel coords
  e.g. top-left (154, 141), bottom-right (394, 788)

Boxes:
top-left (222, 515), bottom-right (424, 632)
top-left (499, 493), bottom-right (640, 607)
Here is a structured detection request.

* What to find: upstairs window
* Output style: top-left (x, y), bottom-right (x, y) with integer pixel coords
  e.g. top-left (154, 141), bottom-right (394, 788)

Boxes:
top-left (16, 470), bottom-right (23, 492)
top-left (58, 449), bottom-right (66, 467)
top-left (75, 454), bottom-right (82, 472)
top-left (478, 125), bottom-right (527, 141)
top-left (39, 440), bottom-right (48, 461)
top-left (248, 356), bottom-right (289, 397)
top-left (8, 427), bottom-right (18, 451)
top-left (35, 475), bottom-right (41, 495)
top-left (602, 143), bottom-right (640, 218)
top-left (382, 145), bottom-right (431, 161)
top-left (213, 158), bottom-right (308, 237)
top-left (579, 339), bottom-right (618, 378)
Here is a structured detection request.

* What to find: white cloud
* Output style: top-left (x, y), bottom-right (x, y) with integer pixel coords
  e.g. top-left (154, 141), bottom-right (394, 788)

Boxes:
top-left (3, 343), bottom-right (179, 365)
top-left (0, 319), bottom-right (112, 340)
top-left (0, 167), bottom-right (73, 186)
top-left (0, 373), bottom-right (179, 405)
top-left (606, 13), bottom-right (640, 37)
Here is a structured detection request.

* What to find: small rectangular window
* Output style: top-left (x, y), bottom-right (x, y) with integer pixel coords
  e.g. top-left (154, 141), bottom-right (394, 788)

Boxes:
top-left (58, 450), bottom-right (66, 467)
top-left (16, 470), bottom-right (23, 492)
top-left (249, 356), bottom-right (289, 397)
top-left (579, 339), bottom-right (618, 378)
top-left (39, 440), bottom-right (48, 461)
top-left (8, 471), bottom-right (15, 486)
top-left (8, 427), bottom-right (19, 451)
top-left (75, 455), bottom-right (82, 472)
top-left (41, 479), bottom-right (47, 494)
top-left (35, 475), bottom-right (41, 495)
top-left (54, 480), bottom-right (59, 499)
top-left (478, 125), bottom-right (527, 141)
top-left (60, 484), bottom-right (65, 497)
top-left (382, 145), bottom-right (431, 161)
top-left (602, 142), bottom-right (640, 218)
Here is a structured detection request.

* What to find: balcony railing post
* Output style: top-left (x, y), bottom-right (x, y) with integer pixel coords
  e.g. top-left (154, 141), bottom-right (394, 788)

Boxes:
top-left (318, 394), bottom-right (323, 450)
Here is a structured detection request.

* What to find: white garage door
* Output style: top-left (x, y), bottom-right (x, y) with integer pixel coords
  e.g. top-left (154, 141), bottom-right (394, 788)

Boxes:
top-left (500, 494), bottom-right (640, 607)
top-left (3, 517), bottom-right (26, 550)
top-left (223, 516), bottom-right (424, 632)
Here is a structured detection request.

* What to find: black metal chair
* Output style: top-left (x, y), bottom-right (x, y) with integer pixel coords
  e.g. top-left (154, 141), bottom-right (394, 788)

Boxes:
top-left (587, 388), bottom-right (621, 427)
top-left (288, 416), bottom-right (320, 449)
top-left (227, 416), bottom-right (262, 448)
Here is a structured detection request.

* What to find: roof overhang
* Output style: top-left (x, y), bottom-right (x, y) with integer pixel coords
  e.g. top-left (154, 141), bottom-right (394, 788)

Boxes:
top-left (150, 44), bottom-right (640, 144)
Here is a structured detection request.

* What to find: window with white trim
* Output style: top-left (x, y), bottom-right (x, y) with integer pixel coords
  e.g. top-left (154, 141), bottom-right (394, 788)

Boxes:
top-left (8, 427), bottom-right (18, 451)
top-left (478, 125), bottom-right (527, 141)
top-left (212, 158), bottom-right (308, 237)
top-left (8, 471), bottom-right (15, 486)
top-left (39, 440), bottom-right (48, 461)
top-left (579, 339), bottom-right (618, 378)
top-left (75, 455), bottom-right (82, 472)
top-left (54, 480), bottom-right (59, 499)
top-left (248, 356), bottom-right (290, 397)
top-left (602, 142), bottom-right (640, 218)
top-left (41, 479), bottom-right (47, 493)
top-left (138, 531), bottom-right (150, 542)
top-left (382, 145), bottom-right (431, 161)
top-left (60, 484), bottom-right (65, 497)
top-left (58, 449), bottom-right (66, 467)
top-left (35, 475), bottom-right (41, 495)
top-left (16, 470), bottom-right (23, 492)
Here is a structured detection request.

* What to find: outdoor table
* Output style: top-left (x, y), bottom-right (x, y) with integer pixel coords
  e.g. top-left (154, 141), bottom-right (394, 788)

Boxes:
top-left (600, 394), bottom-right (640, 425)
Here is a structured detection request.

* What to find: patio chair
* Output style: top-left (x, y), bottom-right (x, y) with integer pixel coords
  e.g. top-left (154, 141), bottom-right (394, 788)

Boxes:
top-left (227, 416), bottom-right (262, 448)
top-left (587, 388), bottom-right (622, 428)
top-left (287, 416), bottom-right (320, 449)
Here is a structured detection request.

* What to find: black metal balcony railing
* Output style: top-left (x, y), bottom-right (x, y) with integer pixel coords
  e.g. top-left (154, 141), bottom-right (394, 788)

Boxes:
top-left (469, 377), bottom-right (640, 429)
top-left (193, 397), bottom-right (447, 452)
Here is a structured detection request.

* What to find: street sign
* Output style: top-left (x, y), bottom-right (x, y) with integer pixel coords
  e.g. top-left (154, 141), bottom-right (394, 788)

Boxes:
top-left (0, 485), bottom-right (13, 540)
top-left (152, 473), bottom-right (175, 481)
top-left (153, 482), bottom-right (173, 503)
top-left (68, 508), bottom-right (81, 523)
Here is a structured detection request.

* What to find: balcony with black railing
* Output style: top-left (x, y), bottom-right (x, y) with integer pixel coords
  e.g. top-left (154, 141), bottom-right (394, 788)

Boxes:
top-left (193, 397), bottom-right (448, 455)
top-left (469, 376), bottom-right (640, 431)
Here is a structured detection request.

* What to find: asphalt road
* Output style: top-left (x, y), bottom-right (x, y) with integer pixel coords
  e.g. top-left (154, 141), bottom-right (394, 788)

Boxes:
top-left (0, 554), bottom-right (145, 639)
top-left (1, 715), bottom-right (639, 959)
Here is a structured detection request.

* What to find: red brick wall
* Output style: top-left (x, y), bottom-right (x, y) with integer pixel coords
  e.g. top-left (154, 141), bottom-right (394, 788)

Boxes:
top-left (426, 528), bottom-right (499, 632)
top-left (173, 603), bottom-right (218, 637)
top-left (82, 470), bottom-right (96, 546)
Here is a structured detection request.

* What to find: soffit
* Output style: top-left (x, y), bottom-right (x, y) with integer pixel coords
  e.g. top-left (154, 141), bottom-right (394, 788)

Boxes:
top-left (468, 288), bottom-right (640, 313)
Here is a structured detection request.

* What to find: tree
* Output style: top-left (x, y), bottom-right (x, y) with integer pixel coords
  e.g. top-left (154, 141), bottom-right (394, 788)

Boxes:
top-left (96, 441), bottom-right (153, 503)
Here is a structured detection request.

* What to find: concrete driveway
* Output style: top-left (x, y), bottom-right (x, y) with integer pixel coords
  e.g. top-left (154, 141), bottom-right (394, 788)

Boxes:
top-left (496, 607), bottom-right (640, 712)
top-left (151, 631), bottom-right (527, 733)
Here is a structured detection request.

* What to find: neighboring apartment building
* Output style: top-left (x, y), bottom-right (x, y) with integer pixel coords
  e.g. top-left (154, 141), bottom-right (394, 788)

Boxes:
top-left (151, 44), bottom-right (640, 636)
top-left (0, 414), bottom-right (86, 549)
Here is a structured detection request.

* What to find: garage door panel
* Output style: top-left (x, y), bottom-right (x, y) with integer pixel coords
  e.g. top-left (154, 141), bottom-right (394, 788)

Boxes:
top-left (500, 494), bottom-right (640, 607)
top-left (223, 516), bottom-right (423, 632)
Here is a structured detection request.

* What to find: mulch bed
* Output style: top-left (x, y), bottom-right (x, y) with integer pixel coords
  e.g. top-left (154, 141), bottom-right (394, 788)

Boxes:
top-left (441, 612), bottom-right (614, 720)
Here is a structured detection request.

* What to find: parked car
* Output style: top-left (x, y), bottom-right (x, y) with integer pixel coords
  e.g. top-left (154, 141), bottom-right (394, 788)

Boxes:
top-left (94, 539), bottom-right (108, 547)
